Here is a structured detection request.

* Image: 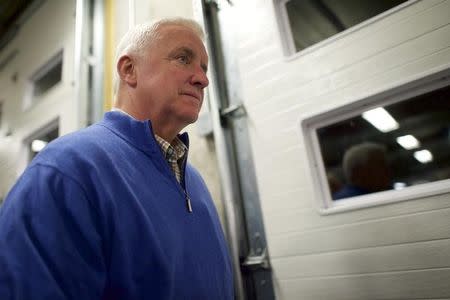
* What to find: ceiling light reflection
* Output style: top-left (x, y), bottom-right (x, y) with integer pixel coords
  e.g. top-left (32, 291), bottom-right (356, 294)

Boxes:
top-left (362, 107), bottom-right (399, 133)
top-left (396, 134), bottom-right (420, 150)
top-left (414, 149), bottom-right (433, 164)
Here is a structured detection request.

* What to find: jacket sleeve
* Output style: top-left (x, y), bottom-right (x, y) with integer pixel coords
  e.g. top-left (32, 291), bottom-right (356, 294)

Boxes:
top-left (0, 164), bottom-right (106, 300)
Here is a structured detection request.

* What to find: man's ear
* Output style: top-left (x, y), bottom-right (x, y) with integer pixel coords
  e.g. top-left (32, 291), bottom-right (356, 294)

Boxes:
top-left (117, 55), bottom-right (137, 87)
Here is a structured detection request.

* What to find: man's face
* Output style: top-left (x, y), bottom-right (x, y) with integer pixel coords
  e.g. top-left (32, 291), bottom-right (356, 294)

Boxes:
top-left (134, 25), bottom-right (209, 131)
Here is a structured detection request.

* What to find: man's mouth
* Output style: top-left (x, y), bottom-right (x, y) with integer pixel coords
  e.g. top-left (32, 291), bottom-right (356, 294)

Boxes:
top-left (182, 91), bottom-right (201, 101)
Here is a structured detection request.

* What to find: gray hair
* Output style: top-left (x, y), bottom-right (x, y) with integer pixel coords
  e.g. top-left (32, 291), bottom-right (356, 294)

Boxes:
top-left (342, 142), bottom-right (387, 183)
top-left (113, 18), bottom-right (205, 94)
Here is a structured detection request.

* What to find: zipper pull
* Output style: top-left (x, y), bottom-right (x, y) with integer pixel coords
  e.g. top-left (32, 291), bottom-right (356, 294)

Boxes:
top-left (186, 195), bottom-right (193, 213)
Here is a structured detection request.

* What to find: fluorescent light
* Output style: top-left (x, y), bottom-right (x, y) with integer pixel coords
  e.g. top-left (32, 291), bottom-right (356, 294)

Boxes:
top-left (414, 149), bottom-right (433, 163)
top-left (396, 135), bottom-right (420, 150)
top-left (393, 182), bottom-right (407, 190)
top-left (362, 107), bottom-right (399, 132)
top-left (31, 140), bottom-right (48, 152)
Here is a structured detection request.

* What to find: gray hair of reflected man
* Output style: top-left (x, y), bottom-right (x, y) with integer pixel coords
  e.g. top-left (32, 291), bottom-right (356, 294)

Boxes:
top-left (342, 142), bottom-right (387, 183)
top-left (113, 18), bottom-right (205, 95)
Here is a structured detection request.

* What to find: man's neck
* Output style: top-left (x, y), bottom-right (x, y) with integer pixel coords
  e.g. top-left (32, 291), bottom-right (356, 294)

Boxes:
top-left (151, 122), bottom-right (181, 144)
top-left (112, 106), bottom-right (181, 143)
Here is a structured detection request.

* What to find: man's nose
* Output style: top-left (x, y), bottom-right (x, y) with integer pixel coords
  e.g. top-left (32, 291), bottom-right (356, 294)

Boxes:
top-left (191, 66), bottom-right (209, 89)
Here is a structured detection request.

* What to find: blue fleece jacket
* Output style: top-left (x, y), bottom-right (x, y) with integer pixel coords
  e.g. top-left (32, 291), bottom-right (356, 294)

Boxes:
top-left (0, 111), bottom-right (233, 299)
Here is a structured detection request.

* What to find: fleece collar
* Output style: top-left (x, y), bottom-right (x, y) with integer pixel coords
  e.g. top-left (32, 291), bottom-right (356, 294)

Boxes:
top-left (98, 111), bottom-right (189, 156)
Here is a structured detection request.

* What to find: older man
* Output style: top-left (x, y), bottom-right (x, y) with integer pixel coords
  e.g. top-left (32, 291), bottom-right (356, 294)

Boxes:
top-left (0, 18), bottom-right (233, 299)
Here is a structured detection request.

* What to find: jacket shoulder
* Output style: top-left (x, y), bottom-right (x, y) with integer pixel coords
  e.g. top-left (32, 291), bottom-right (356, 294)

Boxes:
top-left (30, 124), bottom-right (116, 175)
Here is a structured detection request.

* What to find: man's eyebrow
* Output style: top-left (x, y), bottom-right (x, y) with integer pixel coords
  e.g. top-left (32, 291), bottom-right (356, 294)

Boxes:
top-left (169, 46), bottom-right (194, 58)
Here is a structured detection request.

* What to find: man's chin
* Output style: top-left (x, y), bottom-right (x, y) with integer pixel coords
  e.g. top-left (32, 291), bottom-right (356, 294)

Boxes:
top-left (178, 112), bottom-right (200, 126)
top-left (186, 115), bottom-right (199, 125)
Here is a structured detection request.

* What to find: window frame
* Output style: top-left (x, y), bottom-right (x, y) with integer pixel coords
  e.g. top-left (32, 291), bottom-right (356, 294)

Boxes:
top-left (273, 0), bottom-right (417, 58)
top-left (301, 66), bottom-right (450, 215)
top-left (23, 50), bottom-right (64, 110)
top-left (22, 118), bottom-right (59, 164)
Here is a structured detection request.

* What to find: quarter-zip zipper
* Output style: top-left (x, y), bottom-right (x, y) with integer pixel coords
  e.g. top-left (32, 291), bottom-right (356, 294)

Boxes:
top-left (180, 149), bottom-right (192, 213)
top-left (185, 191), bottom-right (193, 213)
top-left (150, 130), bottom-right (192, 213)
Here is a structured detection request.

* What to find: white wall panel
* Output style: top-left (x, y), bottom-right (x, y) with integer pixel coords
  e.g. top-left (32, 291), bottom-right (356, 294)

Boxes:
top-left (279, 268), bottom-right (450, 300)
top-left (266, 193), bottom-right (450, 235)
top-left (259, 187), bottom-right (314, 215)
top-left (270, 206), bottom-right (450, 258)
top-left (240, 44), bottom-right (280, 75)
top-left (273, 238), bottom-right (450, 279)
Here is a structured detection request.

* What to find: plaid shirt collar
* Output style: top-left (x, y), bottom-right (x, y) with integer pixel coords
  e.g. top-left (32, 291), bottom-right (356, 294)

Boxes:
top-left (154, 134), bottom-right (187, 162)
top-left (154, 135), bottom-right (187, 184)
top-left (111, 108), bottom-right (188, 183)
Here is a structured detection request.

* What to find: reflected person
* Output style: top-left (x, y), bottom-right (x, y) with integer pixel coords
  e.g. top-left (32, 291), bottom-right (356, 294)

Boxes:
top-left (333, 142), bottom-right (391, 200)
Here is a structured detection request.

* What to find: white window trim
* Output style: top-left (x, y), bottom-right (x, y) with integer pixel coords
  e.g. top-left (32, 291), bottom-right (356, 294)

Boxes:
top-left (21, 117), bottom-right (59, 169)
top-left (301, 64), bottom-right (450, 215)
top-left (273, 0), bottom-right (418, 59)
top-left (273, 0), bottom-right (297, 56)
top-left (23, 50), bottom-right (64, 111)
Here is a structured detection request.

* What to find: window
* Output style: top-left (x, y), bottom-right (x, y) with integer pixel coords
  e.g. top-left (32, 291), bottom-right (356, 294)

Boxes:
top-left (302, 69), bottom-right (450, 213)
top-left (276, 0), bottom-right (409, 55)
top-left (27, 125), bottom-right (59, 162)
top-left (24, 51), bottom-right (63, 109)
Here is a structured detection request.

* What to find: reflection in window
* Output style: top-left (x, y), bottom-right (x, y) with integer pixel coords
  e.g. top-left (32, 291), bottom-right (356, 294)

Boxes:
top-left (285, 0), bottom-right (407, 52)
top-left (28, 127), bottom-right (59, 162)
top-left (318, 84), bottom-right (450, 200)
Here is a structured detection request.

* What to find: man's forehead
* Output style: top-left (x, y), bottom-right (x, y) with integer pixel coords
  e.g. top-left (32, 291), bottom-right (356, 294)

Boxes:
top-left (159, 25), bottom-right (206, 48)
top-left (159, 26), bottom-right (208, 59)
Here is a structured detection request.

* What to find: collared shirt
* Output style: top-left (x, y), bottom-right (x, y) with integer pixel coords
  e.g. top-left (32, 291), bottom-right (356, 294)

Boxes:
top-left (111, 108), bottom-right (188, 183)
top-left (154, 135), bottom-right (187, 184)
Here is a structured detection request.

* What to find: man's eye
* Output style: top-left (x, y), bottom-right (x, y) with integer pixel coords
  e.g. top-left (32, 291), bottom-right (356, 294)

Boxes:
top-left (177, 55), bottom-right (189, 64)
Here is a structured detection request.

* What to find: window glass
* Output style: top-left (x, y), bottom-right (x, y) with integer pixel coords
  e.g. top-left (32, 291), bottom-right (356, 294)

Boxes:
top-left (23, 51), bottom-right (63, 110)
top-left (32, 54), bottom-right (63, 98)
top-left (28, 127), bottom-right (59, 161)
top-left (317, 84), bottom-right (450, 200)
top-left (285, 0), bottom-right (407, 52)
